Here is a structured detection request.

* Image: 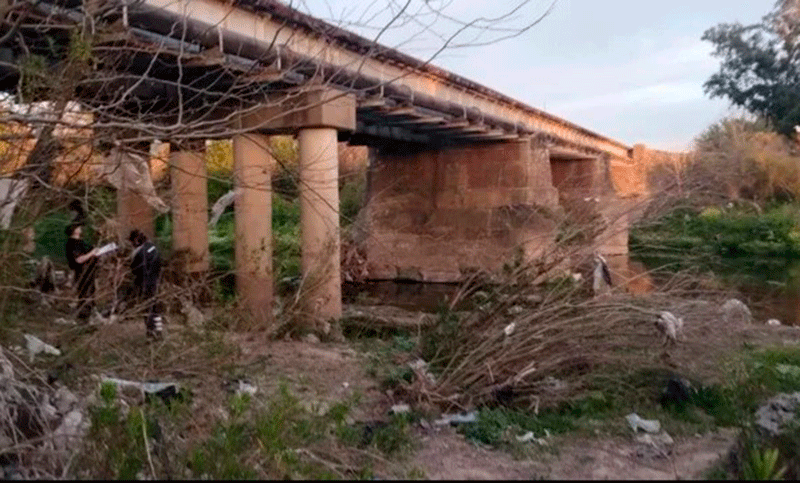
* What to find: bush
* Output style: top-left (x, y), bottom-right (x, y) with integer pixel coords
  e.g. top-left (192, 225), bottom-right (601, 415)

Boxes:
top-left (630, 204), bottom-right (800, 284)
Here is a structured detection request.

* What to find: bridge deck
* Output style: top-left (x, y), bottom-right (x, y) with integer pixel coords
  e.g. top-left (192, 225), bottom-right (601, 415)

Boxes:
top-left (129, 0), bottom-right (631, 158)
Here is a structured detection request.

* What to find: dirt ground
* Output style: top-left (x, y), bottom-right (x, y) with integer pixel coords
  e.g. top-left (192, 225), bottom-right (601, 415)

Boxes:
top-left (12, 299), bottom-right (800, 480)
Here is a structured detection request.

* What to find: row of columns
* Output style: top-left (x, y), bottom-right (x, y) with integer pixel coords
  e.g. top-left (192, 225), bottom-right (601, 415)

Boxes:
top-left (117, 128), bottom-right (344, 326)
top-left (115, 88), bottom-right (356, 326)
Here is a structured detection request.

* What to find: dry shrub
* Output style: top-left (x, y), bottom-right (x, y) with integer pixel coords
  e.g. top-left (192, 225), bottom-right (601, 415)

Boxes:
top-left (417, 261), bottom-right (742, 411)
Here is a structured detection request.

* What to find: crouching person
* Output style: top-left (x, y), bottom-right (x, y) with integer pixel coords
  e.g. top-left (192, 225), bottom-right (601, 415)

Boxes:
top-left (129, 229), bottom-right (163, 339)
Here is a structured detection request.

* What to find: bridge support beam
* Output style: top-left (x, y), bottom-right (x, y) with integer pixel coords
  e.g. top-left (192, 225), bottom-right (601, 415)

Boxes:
top-left (233, 133), bottom-right (274, 327)
top-left (171, 141), bottom-right (210, 274)
top-left (234, 87), bottom-right (355, 326)
top-left (298, 127), bottom-right (341, 321)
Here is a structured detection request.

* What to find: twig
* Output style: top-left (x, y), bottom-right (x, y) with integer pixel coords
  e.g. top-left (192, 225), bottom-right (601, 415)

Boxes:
top-left (140, 406), bottom-right (157, 480)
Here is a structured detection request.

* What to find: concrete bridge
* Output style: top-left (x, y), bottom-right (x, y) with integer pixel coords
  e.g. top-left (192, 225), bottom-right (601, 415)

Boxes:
top-left (1, 0), bottom-right (679, 326)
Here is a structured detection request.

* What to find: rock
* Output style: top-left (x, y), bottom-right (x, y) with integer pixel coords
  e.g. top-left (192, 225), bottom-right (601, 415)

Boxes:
top-left (767, 319), bottom-right (782, 326)
top-left (754, 392), bottom-right (800, 437)
top-left (722, 298), bottom-right (752, 326)
top-left (23, 334), bottom-right (60, 362)
top-left (635, 431), bottom-right (674, 447)
top-left (626, 413), bottom-right (661, 433)
top-left (53, 386), bottom-right (78, 415)
top-left (52, 409), bottom-right (86, 452)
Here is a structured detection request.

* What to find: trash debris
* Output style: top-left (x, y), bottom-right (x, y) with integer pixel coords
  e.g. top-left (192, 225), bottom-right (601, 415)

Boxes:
top-left (101, 377), bottom-right (182, 405)
top-left (655, 311), bottom-right (683, 346)
top-left (23, 334), bottom-right (61, 362)
top-left (234, 379), bottom-right (258, 396)
top-left (89, 310), bottom-right (117, 326)
top-left (659, 376), bottom-right (693, 408)
top-left (516, 431), bottom-right (549, 445)
top-left (389, 404), bottom-right (411, 415)
top-left (626, 413), bottom-right (661, 433)
top-left (722, 298), bottom-right (752, 326)
top-left (1, 346), bottom-right (87, 477)
top-left (209, 189), bottom-right (239, 228)
top-left (180, 298), bottom-right (205, 328)
top-left (767, 318), bottom-right (782, 327)
top-left (409, 358), bottom-right (437, 385)
top-left (54, 317), bottom-right (76, 326)
top-left (503, 322), bottom-right (516, 336)
top-left (433, 411), bottom-right (478, 426)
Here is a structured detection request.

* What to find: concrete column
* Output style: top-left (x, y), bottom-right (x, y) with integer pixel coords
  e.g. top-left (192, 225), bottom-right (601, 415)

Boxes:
top-left (298, 128), bottom-right (341, 319)
top-left (117, 153), bottom-right (154, 241)
top-left (233, 134), bottom-right (274, 325)
top-left (171, 143), bottom-right (209, 273)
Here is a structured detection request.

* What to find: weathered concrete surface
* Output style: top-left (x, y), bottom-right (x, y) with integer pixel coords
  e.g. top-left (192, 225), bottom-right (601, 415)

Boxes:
top-left (233, 133), bottom-right (274, 326)
top-left (171, 143), bottom-right (210, 273)
top-left (365, 138), bottom-right (559, 282)
top-left (299, 127), bottom-right (342, 319)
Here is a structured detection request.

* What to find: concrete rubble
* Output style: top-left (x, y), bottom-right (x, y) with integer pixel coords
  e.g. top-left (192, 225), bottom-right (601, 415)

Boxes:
top-left (754, 392), bottom-right (800, 437)
top-left (0, 346), bottom-right (88, 478)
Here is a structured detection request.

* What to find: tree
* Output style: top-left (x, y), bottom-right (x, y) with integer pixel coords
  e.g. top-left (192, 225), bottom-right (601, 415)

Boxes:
top-left (703, 1), bottom-right (800, 136)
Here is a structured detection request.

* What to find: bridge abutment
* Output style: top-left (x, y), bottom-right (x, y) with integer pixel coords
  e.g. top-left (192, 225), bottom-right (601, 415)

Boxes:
top-left (365, 137), bottom-right (559, 282)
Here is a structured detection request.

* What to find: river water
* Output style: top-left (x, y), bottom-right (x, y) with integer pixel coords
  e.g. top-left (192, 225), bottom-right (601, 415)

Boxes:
top-left (344, 254), bottom-right (800, 325)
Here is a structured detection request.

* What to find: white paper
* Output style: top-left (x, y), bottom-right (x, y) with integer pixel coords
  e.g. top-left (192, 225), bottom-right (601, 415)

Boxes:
top-left (95, 242), bottom-right (118, 256)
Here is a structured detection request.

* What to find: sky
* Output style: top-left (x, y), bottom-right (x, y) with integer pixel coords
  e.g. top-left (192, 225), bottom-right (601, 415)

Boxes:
top-left (296, 0), bottom-right (771, 151)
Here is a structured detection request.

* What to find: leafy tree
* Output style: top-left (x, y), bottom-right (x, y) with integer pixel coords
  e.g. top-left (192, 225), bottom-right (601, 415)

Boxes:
top-left (703, 1), bottom-right (800, 136)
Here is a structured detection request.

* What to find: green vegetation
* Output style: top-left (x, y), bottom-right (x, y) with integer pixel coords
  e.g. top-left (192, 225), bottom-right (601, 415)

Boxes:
top-left (630, 203), bottom-right (800, 285)
top-left (79, 380), bottom-right (410, 480)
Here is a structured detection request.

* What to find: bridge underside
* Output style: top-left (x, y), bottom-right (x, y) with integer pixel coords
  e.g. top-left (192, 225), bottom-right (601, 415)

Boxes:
top-left (1, 0), bottom-right (635, 327)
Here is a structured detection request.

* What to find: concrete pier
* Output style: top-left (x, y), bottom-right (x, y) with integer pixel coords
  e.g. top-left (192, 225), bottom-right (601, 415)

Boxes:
top-left (298, 127), bottom-right (342, 319)
top-left (171, 143), bottom-right (209, 272)
top-left (233, 133), bottom-right (274, 325)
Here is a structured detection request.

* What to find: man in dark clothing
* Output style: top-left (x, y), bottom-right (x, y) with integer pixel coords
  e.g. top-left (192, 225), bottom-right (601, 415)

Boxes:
top-left (129, 229), bottom-right (163, 338)
top-left (64, 223), bottom-right (98, 322)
